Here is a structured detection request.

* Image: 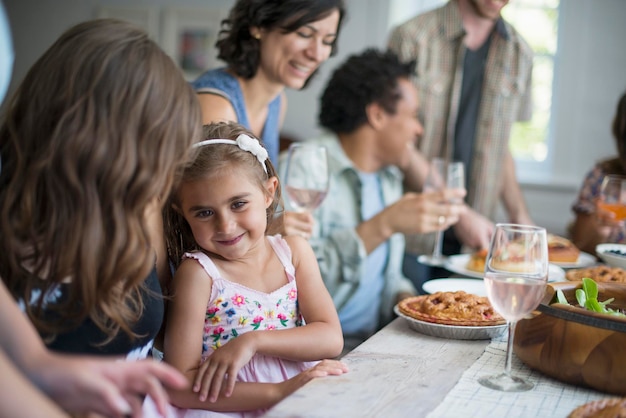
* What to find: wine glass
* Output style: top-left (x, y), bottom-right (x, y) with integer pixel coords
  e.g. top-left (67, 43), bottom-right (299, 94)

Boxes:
top-left (598, 174), bottom-right (626, 222)
top-left (418, 158), bottom-right (465, 266)
top-left (283, 142), bottom-right (329, 212)
top-left (478, 223), bottom-right (548, 392)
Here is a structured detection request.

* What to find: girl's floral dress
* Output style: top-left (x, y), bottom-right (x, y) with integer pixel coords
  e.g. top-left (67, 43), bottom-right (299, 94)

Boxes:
top-left (175, 235), bottom-right (317, 418)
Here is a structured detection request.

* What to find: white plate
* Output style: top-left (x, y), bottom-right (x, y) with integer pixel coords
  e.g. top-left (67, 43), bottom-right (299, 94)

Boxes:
top-left (443, 254), bottom-right (566, 282)
top-left (443, 254), bottom-right (484, 278)
top-left (393, 305), bottom-right (507, 340)
top-left (422, 278), bottom-right (486, 296)
top-left (596, 244), bottom-right (626, 269)
top-left (550, 251), bottom-right (597, 269)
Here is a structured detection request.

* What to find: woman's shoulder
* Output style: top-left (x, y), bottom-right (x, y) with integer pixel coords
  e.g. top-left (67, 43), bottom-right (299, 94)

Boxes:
top-left (192, 67), bottom-right (237, 92)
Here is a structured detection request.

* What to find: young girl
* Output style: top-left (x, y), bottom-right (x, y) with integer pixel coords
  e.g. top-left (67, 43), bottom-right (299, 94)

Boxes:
top-left (162, 122), bottom-right (347, 416)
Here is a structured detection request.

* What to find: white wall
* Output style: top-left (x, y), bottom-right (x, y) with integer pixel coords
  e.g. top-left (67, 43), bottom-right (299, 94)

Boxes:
top-left (4, 0), bottom-right (626, 238)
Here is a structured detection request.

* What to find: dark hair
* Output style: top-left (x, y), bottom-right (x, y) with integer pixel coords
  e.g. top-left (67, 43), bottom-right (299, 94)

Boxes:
top-left (216, 0), bottom-right (346, 78)
top-left (613, 92), bottom-right (626, 162)
top-left (600, 91), bottom-right (626, 174)
top-left (319, 48), bottom-right (415, 134)
top-left (164, 121), bottom-right (283, 267)
top-left (0, 19), bottom-right (201, 343)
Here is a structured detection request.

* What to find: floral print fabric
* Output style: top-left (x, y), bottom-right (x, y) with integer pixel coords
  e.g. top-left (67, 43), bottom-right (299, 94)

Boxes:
top-left (175, 235), bottom-right (316, 418)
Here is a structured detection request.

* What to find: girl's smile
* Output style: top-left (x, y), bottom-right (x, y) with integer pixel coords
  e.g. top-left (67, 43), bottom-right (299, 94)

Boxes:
top-left (176, 168), bottom-right (275, 260)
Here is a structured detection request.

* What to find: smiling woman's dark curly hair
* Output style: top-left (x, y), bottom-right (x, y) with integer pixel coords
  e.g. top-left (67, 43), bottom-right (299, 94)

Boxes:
top-left (0, 19), bottom-right (201, 344)
top-left (216, 0), bottom-right (346, 79)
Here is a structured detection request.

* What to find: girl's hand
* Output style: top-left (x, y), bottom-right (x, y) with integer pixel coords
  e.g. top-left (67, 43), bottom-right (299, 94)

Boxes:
top-left (193, 333), bottom-right (256, 403)
top-left (276, 359), bottom-right (349, 400)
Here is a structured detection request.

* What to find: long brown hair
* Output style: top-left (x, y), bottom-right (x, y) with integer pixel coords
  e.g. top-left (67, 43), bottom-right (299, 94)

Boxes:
top-left (164, 122), bottom-right (283, 267)
top-left (0, 19), bottom-right (202, 343)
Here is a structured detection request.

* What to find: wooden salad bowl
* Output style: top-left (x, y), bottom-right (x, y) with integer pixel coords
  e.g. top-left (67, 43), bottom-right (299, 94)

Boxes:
top-left (514, 281), bottom-right (626, 395)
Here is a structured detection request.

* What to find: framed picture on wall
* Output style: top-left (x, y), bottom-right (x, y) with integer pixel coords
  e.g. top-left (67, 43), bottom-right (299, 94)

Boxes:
top-left (96, 5), bottom-right (160, 41)
top-left (162, 7), bottom-right (227, 81)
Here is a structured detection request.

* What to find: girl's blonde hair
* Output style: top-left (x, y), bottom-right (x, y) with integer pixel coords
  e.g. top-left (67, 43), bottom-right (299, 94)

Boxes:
top-left (0, 19), bottom-right (202, 343)
top-left (164, 121), bottom-right (283, 267)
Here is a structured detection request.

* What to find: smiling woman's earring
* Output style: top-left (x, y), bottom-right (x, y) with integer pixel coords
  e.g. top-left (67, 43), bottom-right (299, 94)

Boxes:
top-left (253, 33), bottom-right (261, 40)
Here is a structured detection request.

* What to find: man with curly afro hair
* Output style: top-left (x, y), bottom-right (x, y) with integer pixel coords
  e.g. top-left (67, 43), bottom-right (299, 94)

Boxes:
top-left (279, 48), bottom-right (466, 352)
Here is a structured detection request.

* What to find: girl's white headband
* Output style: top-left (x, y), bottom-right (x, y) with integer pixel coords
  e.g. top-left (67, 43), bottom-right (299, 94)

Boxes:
top-left (193, 134), bottom-right (268, 173)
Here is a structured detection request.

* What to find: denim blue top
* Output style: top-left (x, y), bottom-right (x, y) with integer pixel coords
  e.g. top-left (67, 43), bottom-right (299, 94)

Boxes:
top-left (192, 68), bottom-right (282, 164)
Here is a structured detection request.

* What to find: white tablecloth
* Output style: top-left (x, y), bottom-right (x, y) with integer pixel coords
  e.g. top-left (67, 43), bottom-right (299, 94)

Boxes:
top-left (426, 340), bottom-right (609, 418)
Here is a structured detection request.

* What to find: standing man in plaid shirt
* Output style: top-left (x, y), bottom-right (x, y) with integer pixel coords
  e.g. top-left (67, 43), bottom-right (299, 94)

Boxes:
top-left (388, 0), bottom-right (535, 286)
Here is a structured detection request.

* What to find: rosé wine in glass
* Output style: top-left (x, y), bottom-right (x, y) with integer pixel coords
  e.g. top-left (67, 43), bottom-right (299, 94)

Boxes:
top-left (285, 187), bottom-right (328, 212)
top-left (484, 273), bottom-right (547, 323)
top-left (283, 142), bottom-right (329, 213)
top-left (478, 223), bottom-right (548, 392)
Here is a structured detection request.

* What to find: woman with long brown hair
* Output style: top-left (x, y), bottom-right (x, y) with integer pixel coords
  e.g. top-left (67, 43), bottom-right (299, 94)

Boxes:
top-left (0, 18), bottom-right (200, 357)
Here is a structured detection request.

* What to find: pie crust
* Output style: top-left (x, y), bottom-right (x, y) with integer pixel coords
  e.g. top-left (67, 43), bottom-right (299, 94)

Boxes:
top-left (565, 266), bottom-right (626, 283)
top-left (397, 291), bottom-right (505, 327)
top-left (568, 398), bottom-right (626, 418)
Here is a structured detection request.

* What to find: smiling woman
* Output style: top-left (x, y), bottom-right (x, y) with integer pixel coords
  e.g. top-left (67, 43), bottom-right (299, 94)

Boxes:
top-left (191, 0), bottom-right (346, 240)
top-left (192, 0), bottom-right (346, 165)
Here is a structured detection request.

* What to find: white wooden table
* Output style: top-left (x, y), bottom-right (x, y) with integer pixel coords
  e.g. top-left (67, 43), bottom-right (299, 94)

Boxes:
top-left (264, 318), bottom-right (608, 418)
top-left (264, 318), bottom-right (488, 418)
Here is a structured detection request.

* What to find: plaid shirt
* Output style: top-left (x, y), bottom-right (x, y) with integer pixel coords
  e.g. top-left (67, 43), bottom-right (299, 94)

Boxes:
top-left (388, 0), bottom-right (533, 254)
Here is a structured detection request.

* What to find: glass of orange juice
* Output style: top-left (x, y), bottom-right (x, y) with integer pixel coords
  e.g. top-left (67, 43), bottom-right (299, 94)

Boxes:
top-left (598, 175), bottom-right (626, 221)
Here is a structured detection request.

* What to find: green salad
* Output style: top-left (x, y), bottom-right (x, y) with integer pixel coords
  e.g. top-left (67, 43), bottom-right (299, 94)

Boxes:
top-left (555, 277), bottom-right (626, 318)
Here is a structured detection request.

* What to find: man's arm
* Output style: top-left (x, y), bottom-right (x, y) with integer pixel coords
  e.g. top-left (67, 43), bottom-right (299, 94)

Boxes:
top-left (501, 149), bottom-right (534, 225)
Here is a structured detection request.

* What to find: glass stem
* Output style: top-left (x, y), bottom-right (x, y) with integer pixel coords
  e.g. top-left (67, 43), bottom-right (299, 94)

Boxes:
top-left (504, 321), bottom-right (517, 376)
top-left (433, 230), bottom-right (444, 259)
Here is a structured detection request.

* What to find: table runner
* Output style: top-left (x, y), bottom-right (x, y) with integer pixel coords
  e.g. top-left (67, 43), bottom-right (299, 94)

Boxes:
top-left (426, 339), bottom-right (610, 418)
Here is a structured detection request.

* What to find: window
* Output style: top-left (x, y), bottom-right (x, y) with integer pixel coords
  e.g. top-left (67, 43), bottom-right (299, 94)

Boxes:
top-left (501, 0), bottom-right (560, 181)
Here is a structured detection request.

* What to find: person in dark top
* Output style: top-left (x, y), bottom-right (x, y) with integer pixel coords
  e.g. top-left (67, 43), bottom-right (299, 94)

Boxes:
top-left (0, 16), bottom-right (204, 417)
top-left (0, 14), bottom-right (202, 398)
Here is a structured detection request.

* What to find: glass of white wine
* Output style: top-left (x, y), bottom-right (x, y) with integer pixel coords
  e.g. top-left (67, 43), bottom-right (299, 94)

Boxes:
top-left (479, 223), bottom-right (548, 392)
top-left (418, 158), bottom-right (465, 266)
top-left (283, 142), bottom-right (329, 212)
